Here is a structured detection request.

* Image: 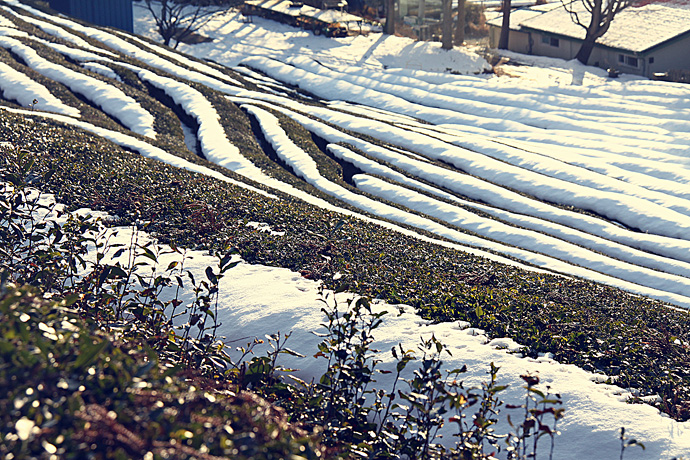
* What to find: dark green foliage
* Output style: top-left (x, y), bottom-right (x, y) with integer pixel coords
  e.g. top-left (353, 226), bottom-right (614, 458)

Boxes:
top-left (2, 109), bottom-right (688, 422)
top-left (0, 3), bottom-right (688, 426)
top-left (504, 375), bottom-right (564, 460)
top-left (0, 147), bottom-right (325, 459)
top-left (0, 282), bottom-right (324, 459)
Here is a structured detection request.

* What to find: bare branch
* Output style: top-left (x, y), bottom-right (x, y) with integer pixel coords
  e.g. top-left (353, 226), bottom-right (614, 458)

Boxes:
top-left (560, 0), bottom-right (632, 64)
top-left (144, 0), bottom-right (240, 48)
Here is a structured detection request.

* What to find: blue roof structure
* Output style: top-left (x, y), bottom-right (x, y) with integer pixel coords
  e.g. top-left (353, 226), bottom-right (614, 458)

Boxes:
top-left (49, 0), bottom-right (133, 32)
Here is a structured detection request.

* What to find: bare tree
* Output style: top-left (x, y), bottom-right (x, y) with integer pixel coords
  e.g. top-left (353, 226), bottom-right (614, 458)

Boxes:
top-left (561, 0), bottom-right (633, 64)
top-left (143, 0), bottom-right (235, 48)
top-left (497, 0), bottom-right (511, 49)
top-left (441, 0), bottom-right (453, 49)
top-left (455, 0), bottom-right (466, 45)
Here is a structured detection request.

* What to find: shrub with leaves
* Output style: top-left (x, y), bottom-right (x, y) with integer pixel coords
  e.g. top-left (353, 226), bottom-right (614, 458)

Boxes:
top-left (0, 145), bottom-right (325, 459)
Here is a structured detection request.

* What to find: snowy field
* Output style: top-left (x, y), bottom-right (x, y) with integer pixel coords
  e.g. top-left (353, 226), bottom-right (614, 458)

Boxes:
top-left (1, 0), bottom-right (690, 457)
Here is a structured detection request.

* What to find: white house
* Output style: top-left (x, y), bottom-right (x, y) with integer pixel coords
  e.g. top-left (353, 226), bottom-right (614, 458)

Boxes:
top-left (488, 0), bottom-right (690, 78)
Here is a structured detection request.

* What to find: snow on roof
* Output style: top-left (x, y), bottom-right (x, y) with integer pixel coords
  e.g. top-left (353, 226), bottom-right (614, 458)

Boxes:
top-left (309, 8), bottom-right (363, 23)
top-left (246, 0), bottom-right (363, 22)
top-left (486, 6), bottom-right (555, 30)
top-left (519, 0), bottom-right (690, 52)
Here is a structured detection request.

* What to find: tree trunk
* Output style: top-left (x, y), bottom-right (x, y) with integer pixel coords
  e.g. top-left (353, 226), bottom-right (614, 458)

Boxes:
top-left (441, 0), bottom-right (453, 50)
top-left (498, 0), bottom-right (511, 49)
top-left (575, 1), bottom-right (602, 64)
top-left (575, 36), bottom-right (596, 64)
top-left (455, 0), bottom-right (465, 45)
top-left (384, 0), bottom-right (396, 35)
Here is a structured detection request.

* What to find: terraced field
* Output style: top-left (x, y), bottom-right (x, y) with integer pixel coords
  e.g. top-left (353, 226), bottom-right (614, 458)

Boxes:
top-left (1, 0), bottom-right (690, 455)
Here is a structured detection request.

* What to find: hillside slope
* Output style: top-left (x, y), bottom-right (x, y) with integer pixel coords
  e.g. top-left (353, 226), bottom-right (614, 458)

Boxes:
top-left (0, 0), bottom-right (689, 455)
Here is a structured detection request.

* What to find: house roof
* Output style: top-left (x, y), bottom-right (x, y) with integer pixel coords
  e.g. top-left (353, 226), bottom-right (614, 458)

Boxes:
top-left (491, 0), bottom-right (690, 53)
top-left (486, 3), bottom-right (560, 31)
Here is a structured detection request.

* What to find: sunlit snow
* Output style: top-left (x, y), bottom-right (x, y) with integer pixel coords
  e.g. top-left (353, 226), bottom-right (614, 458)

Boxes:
top-left (1, 1), bottom-right (689, 457)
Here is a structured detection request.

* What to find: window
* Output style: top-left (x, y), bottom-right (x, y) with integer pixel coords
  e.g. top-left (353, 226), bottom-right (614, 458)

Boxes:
top-left (649, 57), bottom-right (655, 64)
top-left (541, 35), bottom-right (559, 47)
top-left (618, 54), bottom-right (640, 68)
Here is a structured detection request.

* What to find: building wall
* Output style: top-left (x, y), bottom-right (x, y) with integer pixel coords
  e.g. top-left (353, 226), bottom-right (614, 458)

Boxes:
top-left (49, 0), bottom-right (133, 32)
top-left (645, 35), bottom-right (690, 77)
top-left (488, 25), bottom-right (532, 54)
top-left (530, 33), bottom-right (577, 60)
top-left (499, 28), bottom-right (690, 78)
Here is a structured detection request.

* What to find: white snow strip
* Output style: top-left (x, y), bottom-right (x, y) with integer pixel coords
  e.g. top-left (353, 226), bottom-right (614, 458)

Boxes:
top-left (209, 264), bottom-right (690, 460)
top-left (115, 32), bottom-right (242, 86)
top-left (136, 69), bottom-right (260, 175)
top-left (403, 122), bottom-right (690, 216)
top-left (244, 103), bottom-right (690, 308)
top-left (37, 39), bottom-right (114, 63)
top-left (0, 35), bottom-right (156, 138)
top-left (3, 1), bottom-right (244, 96)
top-left (1, 5), bottom-right (117, 56)
top-left (24, 195), bottom-right (689, 460)
top-left (229, 91), bottom-right (690, 269)
top-left (128, 71), bottom-right (557, 277)
top-left (0, 60), bottom-right (80, 116)
top-left (81, 62), bottom-right (122, 82)
top-left (240, 57), bottom-right (690, 241)
top-left (1, 106), bottom-right (274, 199)
top-left (327, 143), bottom-right (690, 282)
top-left (353, 174), bottom-right (690, 300)
top-left (0, 25), bottom-right (25, 37)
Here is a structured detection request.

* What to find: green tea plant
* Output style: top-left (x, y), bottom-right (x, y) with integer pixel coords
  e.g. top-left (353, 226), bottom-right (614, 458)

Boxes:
top-left (0, 144), bottom-right (235, 375)
top-left (1, 144), bottom-right (324, 458)
top-left (257, 289), bottom-right (566, 460)
top-left (504, 375), bottom-right (564, 460)
top-left (446, 362), bottom-right (506, 459)
top-left (618, 427), bottom-right (645, 460)
top-left (11, 144), bottom-right (664, 460)
top-left (393, 335), bottom-right (452, 459)
top-left (293, 288), bottom-right (388, 455)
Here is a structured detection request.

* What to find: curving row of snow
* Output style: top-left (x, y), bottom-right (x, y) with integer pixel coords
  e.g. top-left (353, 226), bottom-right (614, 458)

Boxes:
top-left (4, 0), bottom-right (690, 309)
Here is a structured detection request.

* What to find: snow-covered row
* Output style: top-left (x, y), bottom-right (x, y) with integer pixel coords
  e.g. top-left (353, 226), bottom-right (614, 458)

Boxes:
top-left (317, 57), bottom-right (690, 131)
top-left (0, 60), bottom-right (80, 116)
top-left (2, 106), bottom-right (274, 198)
top-left (3, 1), bottom-right (243, 96)
top-left (248, 54), bottom-right (690, 170)
top-left (239, 57), bottom-right (690, 240)
top-left (211, 263), bottom-right (690, 460)
top-left (353, 174), bottom-right (690, 299)
top-left (0, 27), bottom-right (24, 39)
top-left (128, 70), bottom-right (555, 276)
top-left (242, 56), bottom-right (690, 158)
top-left (0, 35), bottom-right (155, 138)
top-left (137, 69), bottom-right (261, 176)
top-left (243, 102), bottom-right (690, 307)
top-left (327, 100), bottom-right (690, 201)
top-left (299, 104), bottom-right (690, 239)
top-left (229, 91), bottom-right (690, 268)
top-left (116, 32), bottom-right (242, 86)
top-left (81, 62), bottom-right (122, 82)
top-left (36, 39), bottom-right (114, 63)
top-left (19, 197), bottom-right (687, 460)
top-left (402, 122), bottom-right (690, 215)
top-left (285, 55), bottom-right (690, 143)
top-left (415, 121), bottom-right (690, 188)
top-left (1, 5), bottom-right (117, 56)
top-left (327, 142), bottom-right (690, 281)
